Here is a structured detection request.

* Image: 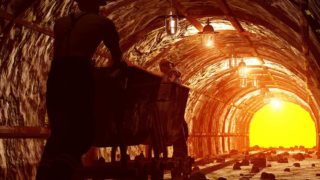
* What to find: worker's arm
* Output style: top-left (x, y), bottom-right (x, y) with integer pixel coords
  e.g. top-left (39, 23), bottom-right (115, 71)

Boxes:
top-left (103, 19), bottom-right (123, 66)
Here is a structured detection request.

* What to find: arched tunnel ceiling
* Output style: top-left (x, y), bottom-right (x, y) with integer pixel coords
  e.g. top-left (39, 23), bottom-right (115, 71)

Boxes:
top-left (101, 0), bottom-right (320, 137)
top-left (1, 0), bottom-right (320, 154)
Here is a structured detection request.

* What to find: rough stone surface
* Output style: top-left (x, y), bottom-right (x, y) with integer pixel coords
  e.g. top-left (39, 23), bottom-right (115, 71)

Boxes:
top-left (0, 0), bottom-right (320, 179)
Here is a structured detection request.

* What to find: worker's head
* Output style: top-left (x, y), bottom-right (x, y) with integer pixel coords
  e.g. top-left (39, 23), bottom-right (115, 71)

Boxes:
top-left (159, 60), bottom-right (174, 74)
top-left (75, 0), bottom-right (108, 12)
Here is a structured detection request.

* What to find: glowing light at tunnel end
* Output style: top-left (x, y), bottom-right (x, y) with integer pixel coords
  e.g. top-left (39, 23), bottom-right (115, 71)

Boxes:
top-left (249, 101), bottom-right (316, 148)
top-left (270, 98), bottom-right (282, 110)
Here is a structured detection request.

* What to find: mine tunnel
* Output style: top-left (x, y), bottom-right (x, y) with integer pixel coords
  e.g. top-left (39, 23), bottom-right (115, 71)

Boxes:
top-left (1, 0), bottom-right (320, 179)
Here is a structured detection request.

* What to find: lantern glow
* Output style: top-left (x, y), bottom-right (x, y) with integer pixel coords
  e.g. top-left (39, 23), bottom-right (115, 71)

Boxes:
top-left (270, 98), bottom-right (282, 109)
top-left (252, 76), bottom-right (259, 88)
top-left (250, 101), bottom-right (316, 148)
top-left (240, 78), bottom-right (247, 88)
top-left (200, 19), bottom-right (216, 48)
top-left (165, 9), bottom-right (178, 35)
top-left (203, 34), bottom-right (214, 47)
top-left (238, 61), bottom-right (248, 78)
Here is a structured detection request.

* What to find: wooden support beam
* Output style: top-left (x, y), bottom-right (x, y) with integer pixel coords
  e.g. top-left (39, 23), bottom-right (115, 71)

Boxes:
top-left (190, 133), bottom-right (248, 137)
top-left (216, 0), bottom-right (259, 58)
top-left (0, 9), bottom-right (53, 37)
top-left (217, 0), bottom-right (244, 33)
top-left (252, 0), bottom-right (300, 33)
top-left (297, 2), bottom-right (318, 106)
top-left (217, 0), bottom-right (280, 87)
top-left (191, 89), bottom-right (256, 114)
top-left (0, 126), bottom-right (50, 138)
top-left (299, 3), bottom-right (310, 57)
top-left (170, 0), bottom-right (203, 32)
top-left (248, 0), bottom-right (320, 91)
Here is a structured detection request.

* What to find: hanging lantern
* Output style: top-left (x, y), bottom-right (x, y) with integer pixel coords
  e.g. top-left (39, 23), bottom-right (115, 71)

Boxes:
top-left (240, 77), bottom-right (247, 88)
top-left (200, 19), bottom-right (216, 48)
top-left (252, 76), bottom-right (259, 88)
top-left (165, 8), bottom-right (179, 35)
top-left (229, 47), bottom-right (237, 68)
top-left (238, 60), bottom-right (247, 78)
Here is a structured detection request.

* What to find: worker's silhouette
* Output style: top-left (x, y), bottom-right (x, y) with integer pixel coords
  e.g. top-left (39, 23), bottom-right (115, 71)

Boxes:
top-left (36, 0), bottom-right (124, 179)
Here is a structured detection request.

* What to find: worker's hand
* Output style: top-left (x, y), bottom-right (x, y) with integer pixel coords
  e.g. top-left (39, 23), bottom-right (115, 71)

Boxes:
top-left (109, 60), bottom-right (128, 79)
top-left (113, 60), bottom-right (128, 70)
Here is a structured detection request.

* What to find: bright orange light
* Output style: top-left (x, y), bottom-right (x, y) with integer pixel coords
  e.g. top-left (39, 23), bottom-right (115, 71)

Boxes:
top-left (238, 62), bottom-right (248, 78)
top-left (240, 78), bottom-right (247, 88)
top-left (249, 101), bottom-right (316, 148)
top-left (270, 98), bottom-right (282, 109)
top-left (202, 34), bottom-right (214, 48)
top-left (204, 38), bottom-right (214, 47)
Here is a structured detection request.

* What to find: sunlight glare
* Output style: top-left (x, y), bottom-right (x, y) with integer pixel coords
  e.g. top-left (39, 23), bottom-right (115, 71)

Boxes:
top-left (270, 98), bottom-right (282, 109)
top-left (250, 101), bottom-right (316, 148)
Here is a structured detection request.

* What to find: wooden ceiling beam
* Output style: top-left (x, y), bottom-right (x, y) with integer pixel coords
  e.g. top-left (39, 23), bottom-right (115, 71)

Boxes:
top-left (171, 0), bottom-right (203, 32)
top-left (216, 0), bottom-right (256, 54)
top-left (217, 0), bottom-right (280, 87)
top-left (0, 126), bottom-right (50, 138)
top-left (252, 0), bottom-right (300, 33)
top-left (0, 10), bottom-right (53, 37)
top-left (250, 0), bottom-right (320, 96)
top-left (216, 0), bottom-right (244, 33)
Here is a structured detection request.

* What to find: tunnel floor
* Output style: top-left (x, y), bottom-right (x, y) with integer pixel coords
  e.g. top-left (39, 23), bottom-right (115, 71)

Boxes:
top-left (163, 149), bottom-right (320, 180)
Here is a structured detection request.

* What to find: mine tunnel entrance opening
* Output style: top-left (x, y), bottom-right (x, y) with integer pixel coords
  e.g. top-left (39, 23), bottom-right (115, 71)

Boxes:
top-left (249, 100), bottom-right (316, 149)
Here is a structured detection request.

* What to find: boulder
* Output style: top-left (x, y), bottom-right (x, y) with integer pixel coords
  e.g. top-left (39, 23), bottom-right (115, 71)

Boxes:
top-left (233, 162), bottom-right (241, 170)
top-left (260, 172), bottom-right (275, 180)
top-left (250, 165), bottom-right (260, 173)
top-left (217, 177), bottom-right (227, 180)
top-left (277, 157), bottom-right (288, 163)
top-left (251, 157), bottom-right (266, 168)
top-left (284, 168), bottom-right (290, 172)
top-left (241, 159), bottom-right (250, 166)
top-left (293, 162), bottom-right (300, 167)
top-left (216, 157), bottom-right (225, 163)
top-left (292, 153), bottom-right (305, 161)
top-left (190, 172), bottom-right (207, 180)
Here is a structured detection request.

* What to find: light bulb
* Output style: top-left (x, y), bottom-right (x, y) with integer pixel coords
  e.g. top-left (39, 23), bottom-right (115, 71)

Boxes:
top-left (202, 34), bottom-right (214, 48)
top-left (165, 9), bottom-right (178, 35)
top-left (240, 78), bottom-right (247, 88)
top-left (238, 61), bottom-right (248, 78)
top-left (253, 77), bottom-right (259, 88)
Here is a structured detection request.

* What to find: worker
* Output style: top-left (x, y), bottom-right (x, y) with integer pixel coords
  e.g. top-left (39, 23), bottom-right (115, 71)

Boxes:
top-left (159, 59), bottom-right (182, 83)
top-left (36, 0), bottom-right (125, 179)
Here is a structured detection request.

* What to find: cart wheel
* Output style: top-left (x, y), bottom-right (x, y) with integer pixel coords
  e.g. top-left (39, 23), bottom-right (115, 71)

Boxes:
top-left (135, 168), bottom-right (148, 180)
top-left (171, 166), bottom-right (182, 179)
top-left (151, 161), bottom-right (164, 180)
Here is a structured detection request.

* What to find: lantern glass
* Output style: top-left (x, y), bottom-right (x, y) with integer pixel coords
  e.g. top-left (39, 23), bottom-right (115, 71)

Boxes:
top-left (238, 61), bottom-right (247, 78)
top-left (230, 48), bottom-right (236, 68)
top-left (229, 53), bottom-right (236, 68)
top-left (252, 76), bottom-right (259, 88)
top-left (165, 10), bottom-right (178, 35)
top-left (240, 77), bottom-right (247, 88)
top-left (202, 33), bottom-right (215, 48)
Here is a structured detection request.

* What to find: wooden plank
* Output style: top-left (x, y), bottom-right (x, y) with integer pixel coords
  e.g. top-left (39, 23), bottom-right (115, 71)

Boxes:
top-left (171, 0), bottom-right (203, 32)
top-left (0, 9), bottom-right (53, 37)
top-left (0, 126), bottom-right (50, 138)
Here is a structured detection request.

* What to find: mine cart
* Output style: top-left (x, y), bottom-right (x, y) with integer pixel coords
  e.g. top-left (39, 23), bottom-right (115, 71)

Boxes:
top-left (80, 66), bottom-right (193, 179)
